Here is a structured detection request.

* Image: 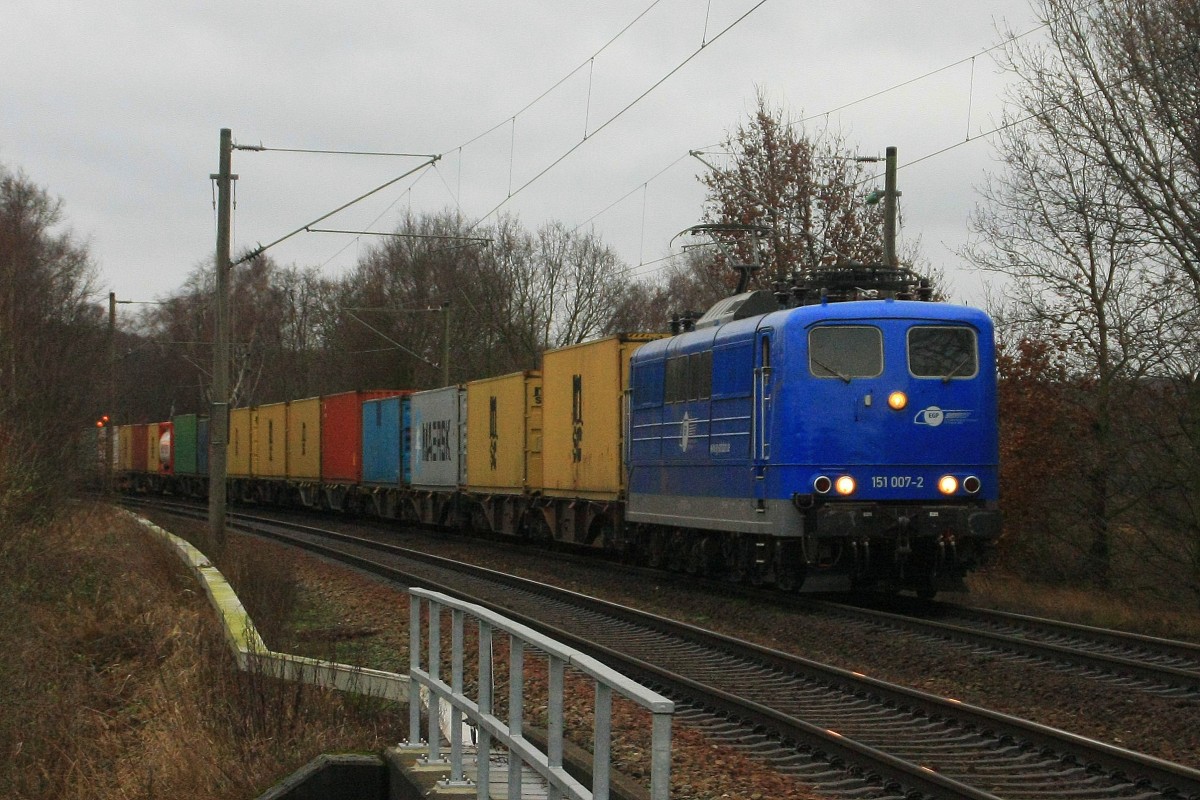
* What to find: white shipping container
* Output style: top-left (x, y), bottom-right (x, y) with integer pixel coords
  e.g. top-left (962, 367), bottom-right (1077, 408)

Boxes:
top-left (409, 385), bottom-right (466, 489)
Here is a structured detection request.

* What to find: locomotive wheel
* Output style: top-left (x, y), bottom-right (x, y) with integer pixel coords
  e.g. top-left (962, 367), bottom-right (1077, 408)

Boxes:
top-left (774, 540), bottom-right (805, 592)
top-left (775, 566), bottom-right (801, 592)
top-left (666, 529), bottom-right (688, 572)
top-left (721, 535), bottom-right (745, 582)
top-left (686, 535), bottom-right (719, 576)
top-left (646, 529), bottom-right (669, 568)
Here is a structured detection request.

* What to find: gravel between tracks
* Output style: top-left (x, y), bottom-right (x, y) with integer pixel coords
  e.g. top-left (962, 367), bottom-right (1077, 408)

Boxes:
top-left (150, 511), bottom-right (1200, 796)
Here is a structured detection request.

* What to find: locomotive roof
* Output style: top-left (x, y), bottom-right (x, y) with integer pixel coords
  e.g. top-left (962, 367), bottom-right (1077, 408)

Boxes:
top-left (636, 299), bottom-right (993, 359)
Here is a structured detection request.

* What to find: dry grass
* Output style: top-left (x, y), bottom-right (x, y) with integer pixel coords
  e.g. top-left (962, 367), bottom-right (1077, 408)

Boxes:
top-left (0, 503), bottom-right (403, 800)
top-left (961, 568), bottom-right (1200, 641)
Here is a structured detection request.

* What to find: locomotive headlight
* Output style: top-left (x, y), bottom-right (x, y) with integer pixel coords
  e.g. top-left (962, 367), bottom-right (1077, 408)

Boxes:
top-left (938, 475), bottom-right (959, 495)
top-left (813, 475), bottom-right (833, 494)
top-left (963, 475), bottom-right (981, 494)
top-left (835, 475), bottom-right (856, 495)
top-left (887, 391), bottom-right (908, 410)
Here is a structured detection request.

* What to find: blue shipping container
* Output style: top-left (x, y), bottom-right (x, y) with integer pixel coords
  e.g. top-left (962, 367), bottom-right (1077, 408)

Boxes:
top-left (362, 396), bottom-right (402, 486)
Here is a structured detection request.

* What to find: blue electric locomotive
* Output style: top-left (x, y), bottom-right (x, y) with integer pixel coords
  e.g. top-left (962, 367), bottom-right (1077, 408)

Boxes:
top-left (625, 288), bottom-right (1000, 596)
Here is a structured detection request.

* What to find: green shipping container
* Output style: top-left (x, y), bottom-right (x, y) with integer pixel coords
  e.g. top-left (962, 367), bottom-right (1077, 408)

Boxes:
top-left (173, 413), bottom-right (200, 476)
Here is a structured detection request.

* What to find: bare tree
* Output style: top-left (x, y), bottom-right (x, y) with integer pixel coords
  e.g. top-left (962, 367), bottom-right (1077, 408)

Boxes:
top-left (0, 166), bottom-right (104, 511)
top-left (970, 0), bottom-right (1200, 590)
top-left (127, 254), bottom-right (342, 419)
top-left (1007, 0), bottom-right (1200, 298)
top-left (537, 222), bottom-right (629, 347)
top-left (699, 89), bottom-right (886, 287)
top-left (339, 211), bottom-right (641, 385)
top-left (336, 210), bottom-right (499, 387)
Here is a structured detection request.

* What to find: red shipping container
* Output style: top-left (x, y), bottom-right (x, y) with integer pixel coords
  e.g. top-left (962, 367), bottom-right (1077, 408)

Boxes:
top-left (321, 390), bottom-right (403, 484)
top-left (131, 424), bottom-right (149, 473)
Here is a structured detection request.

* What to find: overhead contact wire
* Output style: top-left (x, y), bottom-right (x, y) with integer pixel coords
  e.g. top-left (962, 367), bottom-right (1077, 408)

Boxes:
top-left (473, 0), bottom-right (770, 227)
top-left (450, 0), bottom-right (666, 153)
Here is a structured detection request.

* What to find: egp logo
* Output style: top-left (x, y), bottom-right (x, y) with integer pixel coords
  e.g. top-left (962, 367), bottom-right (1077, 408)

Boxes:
top-left (915, 406), bottom-right (945, 427)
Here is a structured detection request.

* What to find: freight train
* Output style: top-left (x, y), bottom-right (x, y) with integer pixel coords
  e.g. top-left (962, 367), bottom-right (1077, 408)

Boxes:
top-left (104, 270), bottom-right (1000, 597)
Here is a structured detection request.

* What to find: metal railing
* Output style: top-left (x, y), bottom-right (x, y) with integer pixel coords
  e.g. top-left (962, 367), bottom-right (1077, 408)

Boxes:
top-left (406, 587), bottom-right (674, 800)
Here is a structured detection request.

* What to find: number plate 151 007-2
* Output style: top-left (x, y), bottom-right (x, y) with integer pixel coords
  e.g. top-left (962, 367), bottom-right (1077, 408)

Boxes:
top-left (872, 475), bottom-right (925, 489)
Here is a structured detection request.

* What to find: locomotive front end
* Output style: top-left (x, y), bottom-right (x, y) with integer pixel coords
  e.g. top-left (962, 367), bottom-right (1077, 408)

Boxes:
top-left (776, 300), bottom-right (1001, 596)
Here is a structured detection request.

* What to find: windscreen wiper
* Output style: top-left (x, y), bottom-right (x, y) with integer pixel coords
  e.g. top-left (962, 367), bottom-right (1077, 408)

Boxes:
top-left (812, 356), bottom-right (851, 384)
top-left (942, 353), bottom-right (971, 383)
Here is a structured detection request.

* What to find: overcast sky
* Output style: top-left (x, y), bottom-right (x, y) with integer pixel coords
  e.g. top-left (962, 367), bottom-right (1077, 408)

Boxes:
top-left (3, 1), bottom-right (1037, 313)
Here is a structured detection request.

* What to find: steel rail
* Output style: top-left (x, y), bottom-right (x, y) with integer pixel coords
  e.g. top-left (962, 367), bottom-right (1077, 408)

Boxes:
top-left (129, 500), bottom-right (1200, 800)
top-left (811, 598), bottom-right (1200, 695)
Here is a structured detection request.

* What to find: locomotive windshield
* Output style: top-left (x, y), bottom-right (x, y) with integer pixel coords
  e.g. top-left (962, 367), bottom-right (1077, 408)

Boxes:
top-left (908, 326), bottom-right (978, 380)
top-left (809, 326), bottom-right (883, 380)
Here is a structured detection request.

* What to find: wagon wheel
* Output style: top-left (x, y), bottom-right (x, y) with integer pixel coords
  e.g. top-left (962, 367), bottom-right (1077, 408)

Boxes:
top-left (915, 583), bottom-right (938, 601)
top-left (526, 511), bottom-right (554, 542)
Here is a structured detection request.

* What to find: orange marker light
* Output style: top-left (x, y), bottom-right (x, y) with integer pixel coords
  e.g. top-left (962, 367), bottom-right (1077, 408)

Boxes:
top-left (835, 475), bottom-right (856, 495)
top-left (938, 475), bottom-right (959, 495)
top-left (887, 391), bottom-right (908, 410)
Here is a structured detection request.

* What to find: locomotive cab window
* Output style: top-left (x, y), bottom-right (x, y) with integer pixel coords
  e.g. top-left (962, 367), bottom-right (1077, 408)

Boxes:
top-left (809, 326), bottom-right (883, 379)
top-left (664, 351), bottom-right (713, 403)
top-left (908, 326), bottom-right (978, 380)
top-left (632, 362), bottom-right (662, 408)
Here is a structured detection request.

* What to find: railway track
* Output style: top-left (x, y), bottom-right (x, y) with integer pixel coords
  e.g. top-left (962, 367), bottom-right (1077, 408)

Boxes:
top-left (133, 500), bottom-right (1200, 800)
top-left (813, 597), bottom-right (1200, 698)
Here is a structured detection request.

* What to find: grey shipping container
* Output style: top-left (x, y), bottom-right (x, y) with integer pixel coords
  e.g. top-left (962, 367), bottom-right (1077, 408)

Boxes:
top-left (408, 385), bottom-right (466, 489)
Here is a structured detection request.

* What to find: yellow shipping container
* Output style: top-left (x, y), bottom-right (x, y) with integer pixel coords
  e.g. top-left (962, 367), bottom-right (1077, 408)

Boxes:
top-left (541, 334), bottom-right (661, 499)
top-left (228, 406), bottom-right (253, 478)
top-left (117, 425), bottom-right (133, 471)
top-left (253, 402), bottom-right (288, 478)
top-left (466, 371), bottom-right (542, 493)
top-left (145, 422), bottom-right (161, 473)
top-left (287, 397), bottom-right (321, 480)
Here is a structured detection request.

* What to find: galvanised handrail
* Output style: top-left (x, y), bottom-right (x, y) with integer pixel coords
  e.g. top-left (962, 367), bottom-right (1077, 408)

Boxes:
top-left (405, 587), bottom-right (674, 800)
